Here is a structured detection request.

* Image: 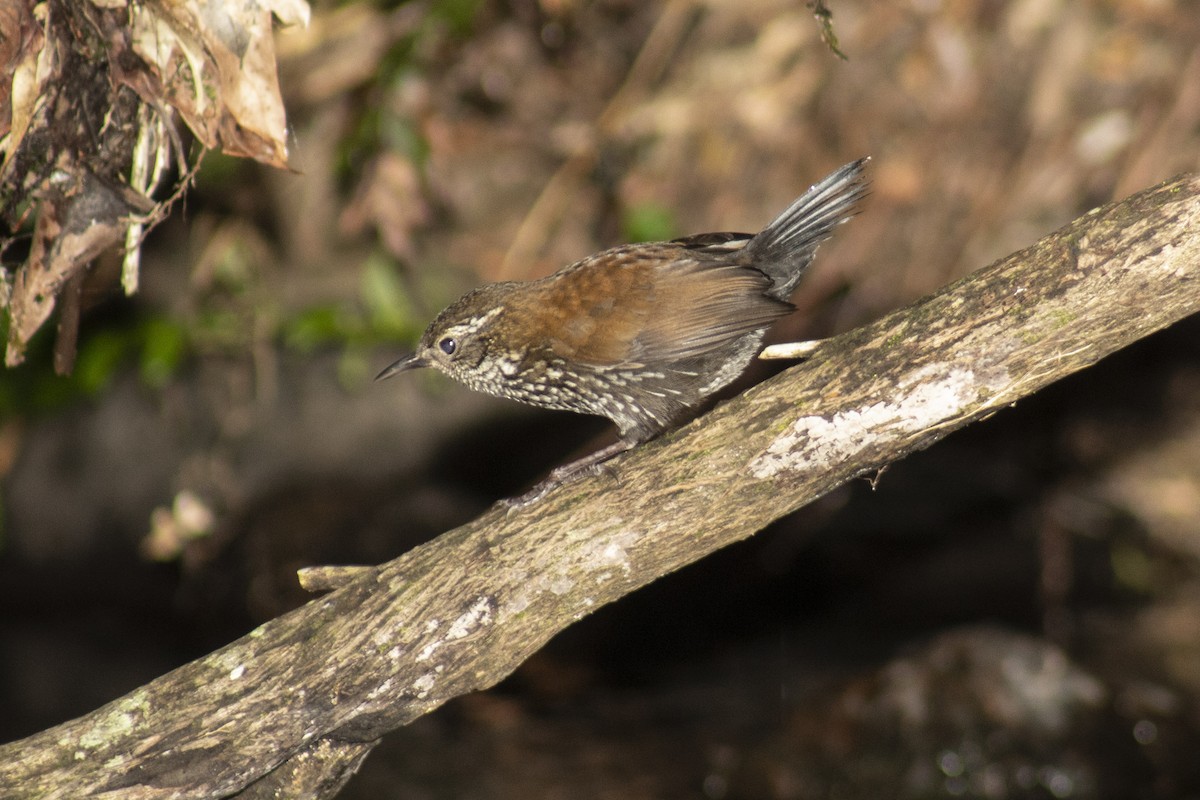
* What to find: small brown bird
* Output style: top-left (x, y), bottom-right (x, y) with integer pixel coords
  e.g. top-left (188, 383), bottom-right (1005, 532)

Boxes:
top-left (378, 159), bottom-right (869, 502)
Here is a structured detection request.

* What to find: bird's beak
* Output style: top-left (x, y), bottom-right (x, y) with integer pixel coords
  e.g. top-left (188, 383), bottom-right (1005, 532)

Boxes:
top-left (375, 353), bottom-right (429, 381)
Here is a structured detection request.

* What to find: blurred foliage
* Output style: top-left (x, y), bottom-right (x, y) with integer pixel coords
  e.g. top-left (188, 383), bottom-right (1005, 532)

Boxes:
top-left (0, 311), bottom-right (190, 417)
top-left (192, 150), bottom-right (254, 194)
top-left (359, 252), bottom-right (422, 338)
top-left (339, 98), bottom-right (430, 185)
top-left (139, 318), bottom-right (190, 388)
top-left (283, 254), bottom-right (423, 351)
top-left (338, 0), bottom-right (482, 183)
top-left (429, 0), bottom-right (482, 37)
top-left (621, 202), bottom-right (679, 244)
top-left (0, 247), bottom-right (423, 416)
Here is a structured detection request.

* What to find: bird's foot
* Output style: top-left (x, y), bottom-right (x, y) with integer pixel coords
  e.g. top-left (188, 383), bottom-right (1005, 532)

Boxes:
top-left (501, 441), bottom-right (631, 512)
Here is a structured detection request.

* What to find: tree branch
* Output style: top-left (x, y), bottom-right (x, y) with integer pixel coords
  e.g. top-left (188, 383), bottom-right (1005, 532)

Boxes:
top-left (3, 173), bottom-right (1199, 799)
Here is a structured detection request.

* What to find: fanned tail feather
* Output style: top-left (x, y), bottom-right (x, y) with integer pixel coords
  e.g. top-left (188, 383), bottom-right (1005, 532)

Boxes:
top-left (742, 157), bottom-right (870, 299)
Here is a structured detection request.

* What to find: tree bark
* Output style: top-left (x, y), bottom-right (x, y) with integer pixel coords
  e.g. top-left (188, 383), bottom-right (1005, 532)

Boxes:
top-left (2, 172), bottom-right (1199, 799)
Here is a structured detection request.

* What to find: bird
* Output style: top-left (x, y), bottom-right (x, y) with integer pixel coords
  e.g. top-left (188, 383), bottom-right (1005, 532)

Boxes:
top-left (378, 158), bottom-right (869, 504)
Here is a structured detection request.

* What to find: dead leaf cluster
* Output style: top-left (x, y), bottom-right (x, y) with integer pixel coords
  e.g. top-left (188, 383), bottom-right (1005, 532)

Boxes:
top-left (0, 0), bottom-right (309, 368)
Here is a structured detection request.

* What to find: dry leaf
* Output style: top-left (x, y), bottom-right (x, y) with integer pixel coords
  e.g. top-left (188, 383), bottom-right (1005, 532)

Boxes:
top-left (124, 0), bottom-right (310, 168)
top-left (1, 0), bottom-right (309, 366)
top-left (5, 169), bottom-right (134, 367)
top-left (0, 0), bottom-right (49, 162)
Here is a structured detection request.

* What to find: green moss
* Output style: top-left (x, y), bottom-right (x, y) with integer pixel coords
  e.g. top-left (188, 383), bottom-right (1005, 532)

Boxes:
top-left (771, 416), bottom-right (794, 435)
top-left (1048, 309), bottom-right (1076, 328)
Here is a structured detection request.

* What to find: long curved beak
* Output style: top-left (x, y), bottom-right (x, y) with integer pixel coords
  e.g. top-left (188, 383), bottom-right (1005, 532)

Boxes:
top-left (375, 353), bottom-right (429, 381)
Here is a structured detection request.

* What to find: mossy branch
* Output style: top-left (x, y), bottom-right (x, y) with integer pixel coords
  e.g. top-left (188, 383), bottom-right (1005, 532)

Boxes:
top-left (2, 173), bottom-right (1198, 799)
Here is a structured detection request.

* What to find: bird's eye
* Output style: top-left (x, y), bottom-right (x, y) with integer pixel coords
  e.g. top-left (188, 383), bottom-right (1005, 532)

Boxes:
top-left (438, 337), bottom-right (457, 355)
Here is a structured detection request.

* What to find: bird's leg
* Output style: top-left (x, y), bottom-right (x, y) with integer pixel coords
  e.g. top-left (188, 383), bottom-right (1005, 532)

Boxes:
top-left (503, 439), bottom-right (633, 509)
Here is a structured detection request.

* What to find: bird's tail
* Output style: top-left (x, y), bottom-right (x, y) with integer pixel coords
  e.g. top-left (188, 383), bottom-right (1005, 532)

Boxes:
top-left (742, 158), bottom-right (869, 299)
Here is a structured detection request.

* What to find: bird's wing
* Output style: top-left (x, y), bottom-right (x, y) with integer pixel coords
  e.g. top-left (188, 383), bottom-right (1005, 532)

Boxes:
top-left (540, 245), bottom-right (792, 367)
